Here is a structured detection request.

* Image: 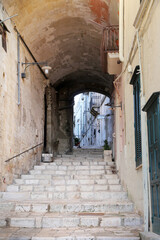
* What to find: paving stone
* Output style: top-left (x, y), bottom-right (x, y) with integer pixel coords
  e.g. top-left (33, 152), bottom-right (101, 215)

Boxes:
top-left (0, 218), bottom-right (6, 227)
top-left (32, 204), bottom-right (49, 213)
top-left (100, 217), bottom-right (121, 227)
top-left (7, 185), bottom-right (19, 192)
top-left (80, 217), bottom-right (99, 227)
top-left (15, 204), bottom-right (31, 212)
top-left (10, 218), bottom-right (35, 228)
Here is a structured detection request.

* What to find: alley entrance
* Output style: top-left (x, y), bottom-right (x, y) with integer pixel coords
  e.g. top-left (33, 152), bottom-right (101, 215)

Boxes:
top-left (73, 92), bottom-right (113, 150)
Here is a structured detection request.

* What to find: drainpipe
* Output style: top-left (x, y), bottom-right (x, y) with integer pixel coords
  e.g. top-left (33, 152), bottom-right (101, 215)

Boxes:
top-left (119, 0), bottom-right (124, 62)
top-left (137, 30), bottom-right (149, 232)
top-left (17, 32), bottom-right (20, 105)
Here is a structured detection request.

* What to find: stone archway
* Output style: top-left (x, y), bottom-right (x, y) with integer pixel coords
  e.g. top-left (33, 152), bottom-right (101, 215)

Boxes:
top-left (44, 70), bottom-right (114, 154)
top-left (1, 0), bottom-right (119, 154)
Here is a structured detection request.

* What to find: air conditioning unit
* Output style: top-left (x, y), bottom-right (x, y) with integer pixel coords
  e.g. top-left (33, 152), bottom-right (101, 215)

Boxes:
top-left (107, 52), bottom-right (122, 75)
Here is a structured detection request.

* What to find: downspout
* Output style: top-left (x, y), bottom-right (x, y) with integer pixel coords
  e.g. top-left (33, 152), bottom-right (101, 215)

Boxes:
top-left (119, 0), bottom-right (124, 62)
top-left (17, 32), bottom-right (20, 105)
top-left (137, 30), bottom-right (149, 232)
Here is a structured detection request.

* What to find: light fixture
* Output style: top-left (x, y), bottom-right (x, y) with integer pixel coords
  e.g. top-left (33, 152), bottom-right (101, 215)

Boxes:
top-left (42, 66), bottom-right (52, 75)
top-left (105, 102), bottom-right (122, 110)
top-left (21, 62), bottom-right (52, 79)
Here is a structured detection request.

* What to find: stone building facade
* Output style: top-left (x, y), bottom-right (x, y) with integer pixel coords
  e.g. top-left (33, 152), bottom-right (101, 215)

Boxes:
top-left (114, 0), bottom-right (160, 235)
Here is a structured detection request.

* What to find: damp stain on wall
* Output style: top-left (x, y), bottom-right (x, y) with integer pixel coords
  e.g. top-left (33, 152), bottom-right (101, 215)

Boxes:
top-left (89, 0), bottom-right (110, 24)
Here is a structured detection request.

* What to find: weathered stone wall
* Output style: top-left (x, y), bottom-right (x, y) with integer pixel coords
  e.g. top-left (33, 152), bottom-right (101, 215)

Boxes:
top-left (0, 3), bottom-right (45, 191)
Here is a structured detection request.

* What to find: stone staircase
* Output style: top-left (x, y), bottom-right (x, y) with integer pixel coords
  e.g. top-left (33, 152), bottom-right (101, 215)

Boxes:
top-left (0, 149), bottom-right (143, 239)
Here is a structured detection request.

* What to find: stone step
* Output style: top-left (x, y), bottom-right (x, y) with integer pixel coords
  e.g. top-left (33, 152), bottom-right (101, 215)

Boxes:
top-left (49, 175), bottom-right (118, 181)
top-left (73, 147), bottom-right (103, 150)
top-left (13, 174), bottom-right (118, 184)
top-left (57, 154), bottom-right (104, 159)
top-left (0, 200), bottom-right (134, 214)
top-left (28, 170), bottom-right (118, 176)
top-left (14, 177), bottom-right (119, 184)
top-left (0, 191), bottom-right (127, 201)
top-left (53, 160), bottom-right (115, 165)
top-left (29, 170), bottom-right (114, 175)
top-left (0, 212), bottom-right (143, 229)
top-left (7, 184), bottom-right (122, 192)
top-left (19, 178), bottom-right (119, 185)
top-left (43, 160), bottom-right (115, 166)
top-left (34, 165), bottom-right (115, 170)
top-left (73, 149), bottom-right (104, 153)
top-left (0, 226), bottom-right (141, 239)
top-left (13, 178), bottom-right (120, 185)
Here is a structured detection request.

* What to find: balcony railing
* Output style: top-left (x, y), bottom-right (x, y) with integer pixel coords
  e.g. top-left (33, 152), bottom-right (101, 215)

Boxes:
top-left (101, 25), bottom-right (119, 72)
top-left (103, 25), bottom-right (119, 52)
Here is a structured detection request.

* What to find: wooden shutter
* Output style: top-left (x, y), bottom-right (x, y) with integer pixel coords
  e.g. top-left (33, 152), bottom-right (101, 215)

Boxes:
top-left (133, 75), bottom-right (142, 167)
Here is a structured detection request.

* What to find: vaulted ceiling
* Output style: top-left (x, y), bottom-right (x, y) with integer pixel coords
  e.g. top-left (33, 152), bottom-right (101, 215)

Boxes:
top-left (2, 0), bottom-right (119, 96)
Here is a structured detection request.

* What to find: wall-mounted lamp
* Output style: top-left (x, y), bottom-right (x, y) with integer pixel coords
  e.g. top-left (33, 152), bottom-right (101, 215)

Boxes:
top-left (105, 102), bottom-right (122, 110)
top-left (21, 62), bottom-right (52, 79)
top-left (42, 66), bottom-right (52, 75)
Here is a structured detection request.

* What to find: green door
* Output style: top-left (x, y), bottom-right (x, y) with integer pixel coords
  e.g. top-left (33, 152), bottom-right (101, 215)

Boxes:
top-left (147, 95), bottom-right (160, 234)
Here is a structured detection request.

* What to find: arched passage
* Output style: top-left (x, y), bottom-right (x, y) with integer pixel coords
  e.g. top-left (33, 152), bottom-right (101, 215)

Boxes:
top-left (1, 0), bottom-right (119, 154)
top-left (44, 70), bottom-right (114, 154)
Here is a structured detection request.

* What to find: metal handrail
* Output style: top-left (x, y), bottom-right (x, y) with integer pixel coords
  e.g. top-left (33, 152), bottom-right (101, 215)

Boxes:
top-left (5, 142), bottom-right (43, 163)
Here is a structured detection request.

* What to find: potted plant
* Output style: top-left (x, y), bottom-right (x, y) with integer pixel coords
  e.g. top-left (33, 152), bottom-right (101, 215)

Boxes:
top-left (103, 139), bottom-right (112, 162)
top-left (74, 137), bottom-right (80, 146)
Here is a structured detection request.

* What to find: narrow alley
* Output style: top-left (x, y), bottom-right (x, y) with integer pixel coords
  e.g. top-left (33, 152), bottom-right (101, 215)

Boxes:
top-left (0, 0), bottom-right (160, 239)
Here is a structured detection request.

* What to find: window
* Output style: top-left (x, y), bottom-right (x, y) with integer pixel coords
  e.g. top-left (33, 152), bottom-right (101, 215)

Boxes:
top-left (130, 66), bottom-right (142, 167)
top-left (2, 30), bottom-right (7, 52)
top-left (0, 21), bottom-right (9, 52)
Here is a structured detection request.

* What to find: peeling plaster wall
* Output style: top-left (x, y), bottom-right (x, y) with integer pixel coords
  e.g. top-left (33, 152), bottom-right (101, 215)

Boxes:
top-left (0, 4), bottom-right (45, 191)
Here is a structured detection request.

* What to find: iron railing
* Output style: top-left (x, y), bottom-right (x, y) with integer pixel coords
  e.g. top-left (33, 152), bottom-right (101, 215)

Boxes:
top-left (103, 25), bottom-right (119, 52)
top-left (5, 142), bottom-right (43, 163)
top-left (101, 25), bottom-right (119, 72)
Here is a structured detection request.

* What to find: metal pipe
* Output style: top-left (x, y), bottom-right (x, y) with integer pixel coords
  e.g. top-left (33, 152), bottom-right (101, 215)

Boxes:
top-left (14, 27), bottom-right (48, 80)
top-left (0, 14), bottom-right (18, 24)
top-left (22, 62), bottom-right (47, 66)
top-left (137, 29), bottom-right (149, 232)
top-left (119, 0), bottom-right (124, 62)
top-left (17, 32), bottom-right (20, 105)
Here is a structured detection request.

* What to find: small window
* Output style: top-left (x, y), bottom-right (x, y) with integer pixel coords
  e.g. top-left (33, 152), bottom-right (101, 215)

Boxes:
top-left (2, 30), bottom-right (7, 52)
top-left (130, 66), bottom-right (142, 167)
top-left (94, 129), bottom-right (96, 136)
top-left (0, 21), bottom-right (9, 52)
